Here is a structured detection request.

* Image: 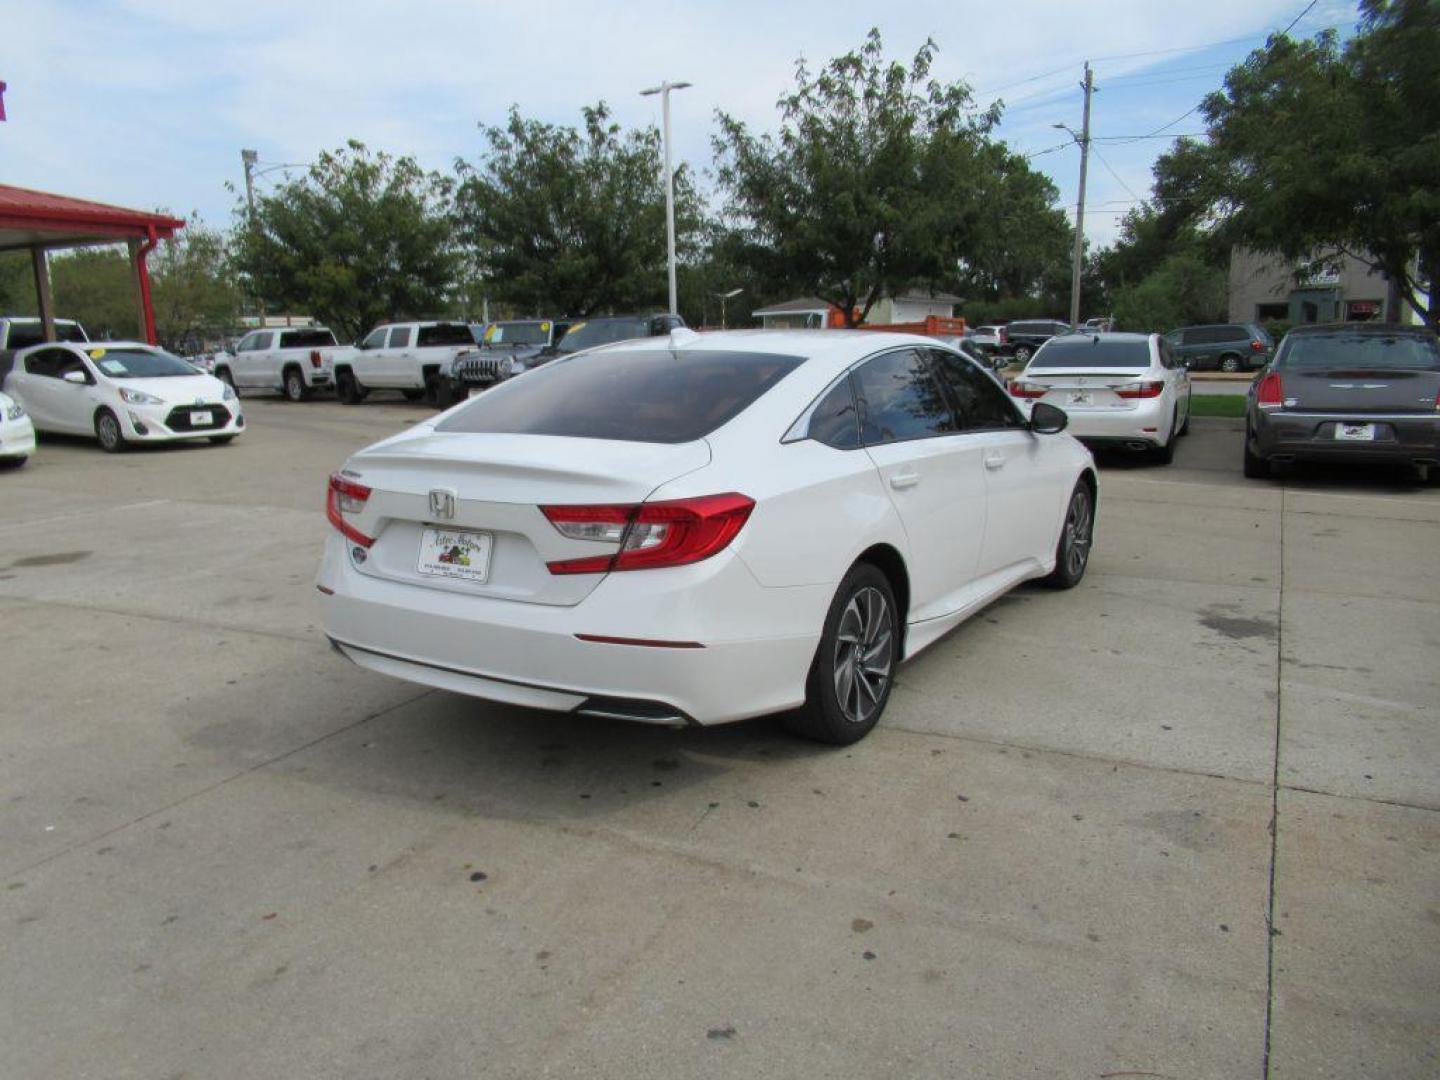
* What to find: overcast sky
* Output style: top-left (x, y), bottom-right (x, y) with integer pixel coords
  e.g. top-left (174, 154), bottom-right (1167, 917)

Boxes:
top-left (2, 0), bottom-right (1356, 251)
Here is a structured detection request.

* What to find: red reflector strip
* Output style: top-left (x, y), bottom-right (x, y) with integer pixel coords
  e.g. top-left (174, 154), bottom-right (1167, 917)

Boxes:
top-left (575, 634), bottom-right (705, 649)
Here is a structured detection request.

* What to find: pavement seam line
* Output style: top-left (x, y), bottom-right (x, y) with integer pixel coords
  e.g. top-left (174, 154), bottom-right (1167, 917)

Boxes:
top-left (3, 688), bottom-right (435, 881)
top-left (1262, 483), bottom-right (1287, 1079)
top-left (0, 592), bottom-right (317, 646)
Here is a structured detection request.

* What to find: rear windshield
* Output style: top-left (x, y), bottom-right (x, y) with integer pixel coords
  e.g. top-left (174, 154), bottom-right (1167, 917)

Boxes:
top-left (280, 329), bottom-right (337, 349)
top-left (1277, 332), bottom-right (1439, 371)
top-left (556, 318), bottom-right (651, 354)
top-left (436, 349), bottom-right (805, 443)
top-left (418, 323), bottom-right (477, 347)
top-left (485, 321), bottom-right (551, 346)
top-left (1030, 337), bottom-right (1151, 368)
top-left (6, 321), bottom-right (87, 348)
top-left (87, 347), bottom-right (197, 378)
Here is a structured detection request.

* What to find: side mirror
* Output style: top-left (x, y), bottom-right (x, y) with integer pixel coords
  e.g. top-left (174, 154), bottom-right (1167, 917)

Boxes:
top-left (63, 370), bottom-right (88, 385)
top-left (1030, 401), bottom-right (1068, 434)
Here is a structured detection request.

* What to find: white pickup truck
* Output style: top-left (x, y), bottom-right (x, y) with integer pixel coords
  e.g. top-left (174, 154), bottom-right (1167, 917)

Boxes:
top-left (215, 326), bottom-right (345, 401)
top-left (0, 317), bottom-right (90, 368)
top-left (332, 320), bottom-right (480, 406)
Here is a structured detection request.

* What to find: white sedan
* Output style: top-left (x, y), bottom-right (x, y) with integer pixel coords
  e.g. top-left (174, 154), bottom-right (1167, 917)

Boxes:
top-left (0, 389), bottom-right (36, 466)
top-left (3, 341), bottom-right (244, 453)
top-left (318, 330), bottom-right (1097, 744)
top-left (1007, 331), bottom-right (1191, 463)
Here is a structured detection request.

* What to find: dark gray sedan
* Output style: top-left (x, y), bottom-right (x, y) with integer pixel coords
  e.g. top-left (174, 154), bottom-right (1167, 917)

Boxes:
top-left (1243, 323), bottom-right (1440, 480)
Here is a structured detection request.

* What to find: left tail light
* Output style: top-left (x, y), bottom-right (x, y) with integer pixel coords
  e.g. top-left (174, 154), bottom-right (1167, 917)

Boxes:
top-left (1250, 339), bottom-right (1266, 352)
top-left (310, 349), bottom-right (323, 369)
top-left (326, 473), bottom-right (374, 548)
top-left (541, 494), bottom-right (754, 575)
top-left (1114, 381), bottom-right (1164, 399)
top-left (1256, 372), bottom-right (1284, 409)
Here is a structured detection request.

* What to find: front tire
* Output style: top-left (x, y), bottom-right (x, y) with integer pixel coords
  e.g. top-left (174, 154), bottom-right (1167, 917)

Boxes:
top-left (95, 408), bottom-right (126, 453)
top-left (283, 368), bottom-right (308, 402)
top-left (209, 435), bottom-right (236, 445)
top-left (0, 455), bottom-right (26, 469)
top-left (1039, 479), bottom-right (1095, 589)
top-left (336, 369), bottom-right (366, 405)
top-left (1013, 345), bottom-right (1033, 365)
top-left (216, 367), bottom-right (238, 395)
top-left (403, 388), bottom-right (427, 403)
top-left (784, 564), bottom-right (899, 745)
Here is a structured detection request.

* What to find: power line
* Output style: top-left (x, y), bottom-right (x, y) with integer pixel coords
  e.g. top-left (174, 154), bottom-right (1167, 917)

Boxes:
top-left (1282, 0), bottom-right (1319, 36)
top-left (1089, 145), bottom-right (1145, 204)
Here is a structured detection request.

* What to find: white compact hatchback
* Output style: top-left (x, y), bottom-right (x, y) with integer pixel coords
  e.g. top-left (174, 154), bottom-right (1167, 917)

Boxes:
top-left (1008, 332), bottom-right (1191, 463)
top-left (0, 389), bottom-right (36, 466)
top-left (3, 341), bottom-right (244, 453)
top-left (319, 330), bottom-right (1097, 744)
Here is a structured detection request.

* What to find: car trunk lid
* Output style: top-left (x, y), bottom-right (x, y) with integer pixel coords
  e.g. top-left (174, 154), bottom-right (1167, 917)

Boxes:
top-left (1015, 368), bottom-right (1157, 409)
top-left (335, 433), bottom-right (712, 606)
top-left (1280, 369), bottom-right (1440, 414)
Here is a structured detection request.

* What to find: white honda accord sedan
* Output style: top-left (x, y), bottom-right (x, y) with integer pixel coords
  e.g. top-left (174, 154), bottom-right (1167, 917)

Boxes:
top-left (319, 330), bottom-right (1097, 744)
top-left (3, 341), bottom-right (243, 453)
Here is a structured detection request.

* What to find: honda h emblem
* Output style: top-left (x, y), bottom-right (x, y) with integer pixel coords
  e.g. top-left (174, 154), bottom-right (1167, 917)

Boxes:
top-left (429, 489), bottom-right (455, 520)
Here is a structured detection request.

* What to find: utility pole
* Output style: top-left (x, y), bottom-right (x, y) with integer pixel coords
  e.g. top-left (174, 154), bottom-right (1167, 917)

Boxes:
top-left (1068, 64), bottom-right (1093, 329)
top-left (640, 80), bottom-right (692, 316)
top-left (240, 148), bottom-right (265, 325)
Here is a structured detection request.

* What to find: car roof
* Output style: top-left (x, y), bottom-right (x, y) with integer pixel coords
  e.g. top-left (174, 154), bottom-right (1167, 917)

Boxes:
top-left (1043, 331), bottom-right (1153, 343)
top-left (1285, 322), bottom-right (1435, 336)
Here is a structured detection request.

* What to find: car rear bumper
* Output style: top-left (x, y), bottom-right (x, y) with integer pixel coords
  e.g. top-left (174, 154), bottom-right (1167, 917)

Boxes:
top-left (1053, 397), bottom-right (1169, 447)
top-left (1252, 411), bottom-right (1440, 464)
top-left (317, 533), bottom-right (832, 725)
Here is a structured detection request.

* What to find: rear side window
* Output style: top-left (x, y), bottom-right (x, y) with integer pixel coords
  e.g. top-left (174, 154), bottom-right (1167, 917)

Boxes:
top-left (805, 378), bottom-right (861, 449)
top-left (1277, 332), bottom-right (1440, 371)
top-left (1031, 337), bottom-right (1152, 368)
top-left (418, 323), bottom-right (475, 347)
top-left (281, 329), bottom-right (337, 349)
top-left (436, 349), bottom-right (805, 443)
top-left (851, 349), bottom-right (957, 444)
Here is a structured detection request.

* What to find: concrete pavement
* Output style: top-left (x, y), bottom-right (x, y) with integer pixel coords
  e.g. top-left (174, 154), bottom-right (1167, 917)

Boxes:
top-left (1, 399), bottom-right (1435, 1078)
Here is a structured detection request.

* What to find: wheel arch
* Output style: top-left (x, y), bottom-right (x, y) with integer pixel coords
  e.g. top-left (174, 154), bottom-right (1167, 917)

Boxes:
top-left (853, 542), bottom-right (910, 651)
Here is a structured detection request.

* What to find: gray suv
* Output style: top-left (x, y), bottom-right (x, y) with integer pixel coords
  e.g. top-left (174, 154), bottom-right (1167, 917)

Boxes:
top-left (1164, 323), bottom-right (1273, 372)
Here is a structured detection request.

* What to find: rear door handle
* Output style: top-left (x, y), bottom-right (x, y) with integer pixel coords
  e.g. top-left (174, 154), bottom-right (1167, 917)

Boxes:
top-left (889, 471), bottom-right (921, 490)
top-left (984, 454), bottom-right (1007, 471)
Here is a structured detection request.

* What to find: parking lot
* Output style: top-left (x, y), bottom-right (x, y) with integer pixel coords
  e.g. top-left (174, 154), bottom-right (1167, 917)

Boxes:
top-left (3, 398), bottom-right (1437, 1079)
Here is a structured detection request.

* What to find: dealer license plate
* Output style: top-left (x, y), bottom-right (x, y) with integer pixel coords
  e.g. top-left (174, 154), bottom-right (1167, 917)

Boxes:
top-left (1335, 423), bottom-right (1376, 441)
top-left (1068, 391), bottom-right (1092, 406)
top-left (191, 410), bottom-right (214, 426)
top-left (417, 528), bottom-right (493, 583)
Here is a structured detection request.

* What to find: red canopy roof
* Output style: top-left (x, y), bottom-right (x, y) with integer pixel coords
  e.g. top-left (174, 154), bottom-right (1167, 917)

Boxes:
top-left (0, 184), bottom-right (184, 251)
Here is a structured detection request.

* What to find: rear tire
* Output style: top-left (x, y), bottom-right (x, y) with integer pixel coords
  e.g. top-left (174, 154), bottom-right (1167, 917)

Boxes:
top-left (1039, 479), bottom-right (1095, 589)
top-left (95, 408), bottom-right (126, 453)
top-left (336, 369), bottom-right (366, 405)
top-left (1013, 345), bottom-right (1033, 365)
top-left (1219, 354), bottom-right (1242, 373)
top-left (1178, 403), bottom-right (1191, 436)
top-left (1150, 412), bottom-right (1177, 464)
top-left (283, 367), bottom-right (308, 402)
top-left (783, 563), bottom-right (898, 746)
top-left (403, 388), bottom-right (426, 403)
top-left (1242, 425), bottom-right (1269, 479)
top-left (0, 455), bottom-right (26, 469)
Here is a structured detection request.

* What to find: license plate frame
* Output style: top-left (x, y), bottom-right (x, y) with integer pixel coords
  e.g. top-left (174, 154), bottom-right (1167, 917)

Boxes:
top-left (1334, 422), bottom-right (1376, 441)
top-left (191, 410), bottom-right (214, 426)
top-left (417, 527), bottom-right (494, 583)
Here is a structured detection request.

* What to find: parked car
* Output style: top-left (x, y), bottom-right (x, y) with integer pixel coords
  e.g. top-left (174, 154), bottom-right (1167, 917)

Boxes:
top-left (1004, 319), bottom-right (1073, 364)
top-left (1082, 317), bottom-right (1114, 332)
top-left (3, 341), bottom-right (243, 453)
top-left (319, 330), bottom-right (1096, 744)
top-left (971, 324), bottom-right (1008, 356)
top-left (448, 314), bottom-right (684, 398)
top-left (333, 321), bottom-right (481, 406)
top-left (0, 388), bottom-right (35, 467)
top-left (214, 326), bottom-right (344, 401)
top-left (936, 335), bottom-right (1003, 371)
top-left (1, 317), bottom-right (90, 378)
top-left (1009, 331), bottom-right (1192, 463)
top-left (1164, 323), bottom-right (1273, 372)
top-left (444, 318), bottom-right (571, 400)
top-left (1243, 323), bottom-right (1440, 481)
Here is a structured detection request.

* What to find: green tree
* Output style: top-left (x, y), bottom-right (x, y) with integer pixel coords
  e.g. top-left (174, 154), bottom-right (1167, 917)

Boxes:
top-left (455, 103), bottom-right (698, 317)
top-left (1193, 0), bottom-right (1439, 327)
top-left (231, 141), bottom-right (459, 341)
top-left (0, 251), bottom-right (33, 313)
top-left (1111, 251), bottom-right (1227, 332)
top-left (713, 29), bottom-right (998, 326)
top-left (956, 143), bottom-right (1073, 304)
top-left (151, 220), bottom-right (242, 350)
top-left (50, 248), bottom-right (136, 339)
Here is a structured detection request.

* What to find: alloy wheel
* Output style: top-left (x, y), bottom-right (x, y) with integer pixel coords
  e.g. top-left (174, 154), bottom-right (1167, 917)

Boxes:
top-left (1062, 486), bottom-right (1093, 578)
top-left (97, 412), bottom-right (121, 451)
top-left (832, 586), bottom-right (894, 725)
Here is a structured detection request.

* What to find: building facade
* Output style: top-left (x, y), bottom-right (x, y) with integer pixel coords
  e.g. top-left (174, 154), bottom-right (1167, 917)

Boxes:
top-left (1228, 248), bottom-right (1400, 326)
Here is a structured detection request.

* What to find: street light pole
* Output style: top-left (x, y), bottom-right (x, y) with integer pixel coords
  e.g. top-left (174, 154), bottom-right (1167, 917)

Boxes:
top-left (240, 148), bottom-right (264, 324)
top-left (641, 80), bottom-right (692, 317)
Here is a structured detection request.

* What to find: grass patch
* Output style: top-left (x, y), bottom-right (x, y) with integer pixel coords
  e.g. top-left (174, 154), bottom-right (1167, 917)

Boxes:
top-left (1188, 395), bottom-right (1248, 418)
